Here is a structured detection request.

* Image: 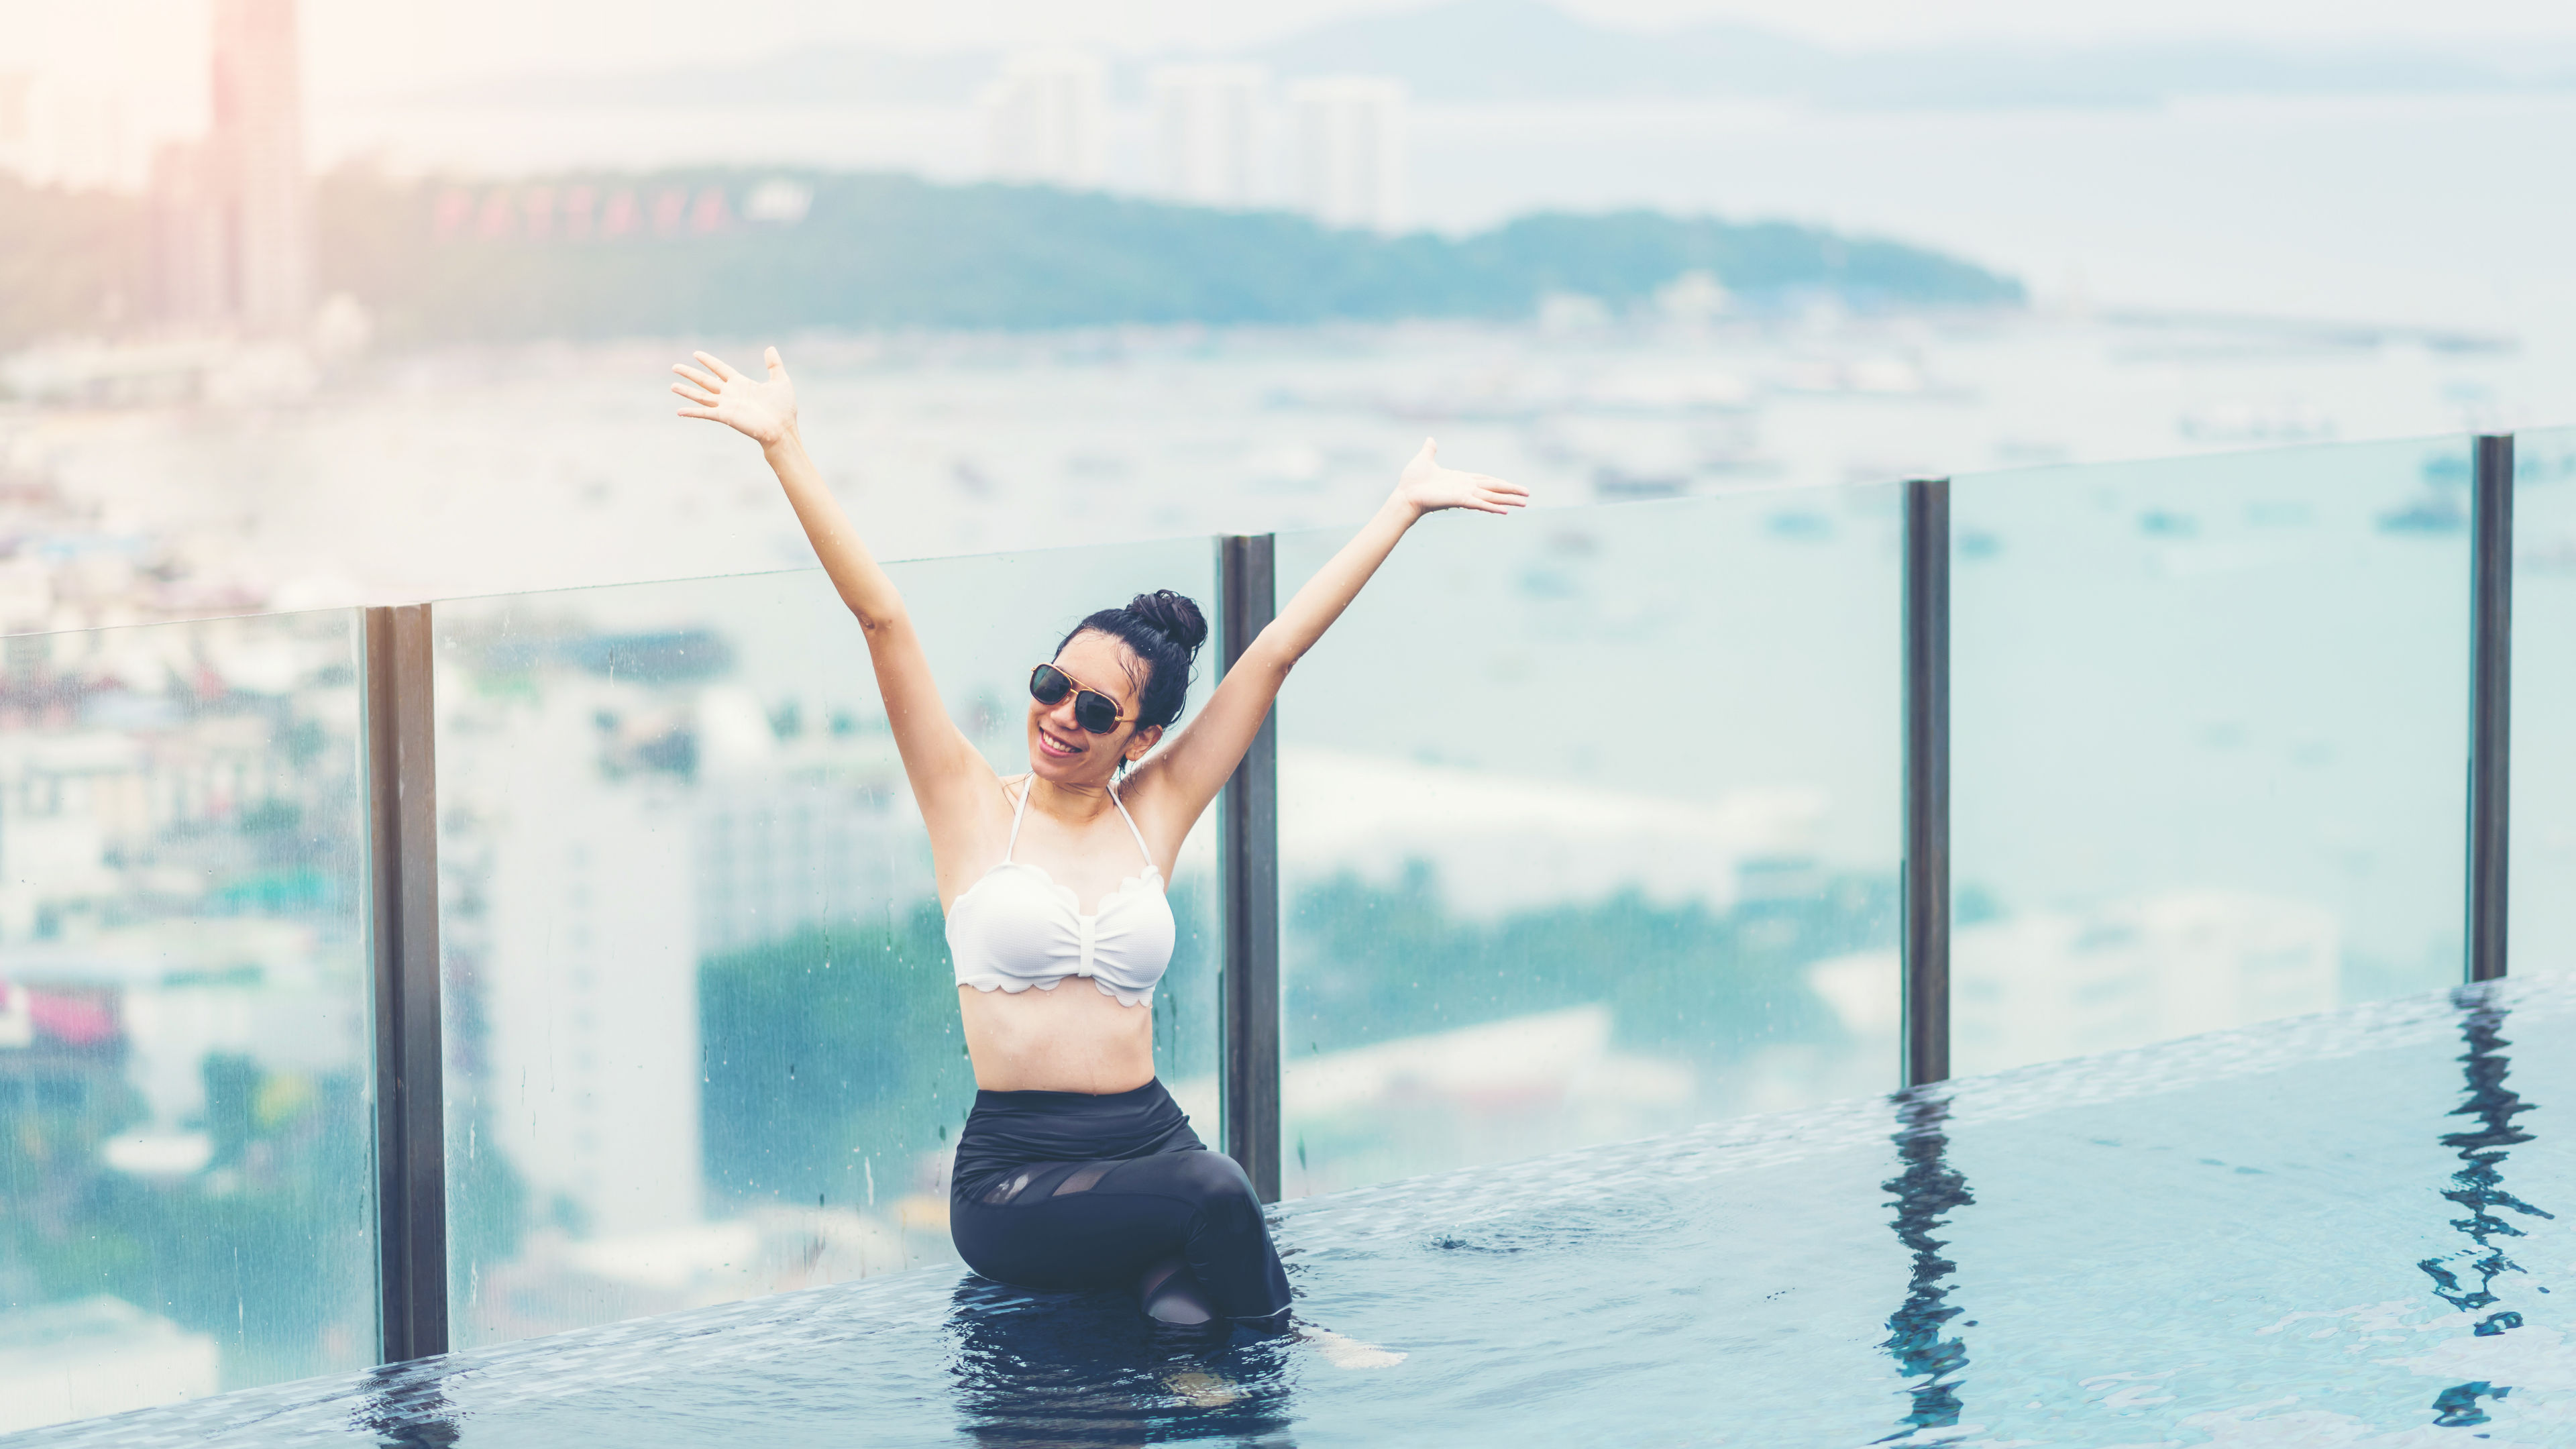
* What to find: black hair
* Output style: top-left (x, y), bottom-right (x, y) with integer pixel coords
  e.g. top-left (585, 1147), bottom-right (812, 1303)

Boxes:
top-left (1056, 590), bottom-right (1209, 735)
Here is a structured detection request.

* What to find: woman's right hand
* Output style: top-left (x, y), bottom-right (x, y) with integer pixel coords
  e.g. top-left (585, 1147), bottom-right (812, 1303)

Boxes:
top-left (1393, 437), bottom-right (1528, 518)
top-left (672, 347), bottom-right (798, 447)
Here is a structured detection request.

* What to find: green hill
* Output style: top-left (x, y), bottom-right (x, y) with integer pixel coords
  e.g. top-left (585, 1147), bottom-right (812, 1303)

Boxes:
top-left (1, 167), bottom-right (2023, 352)
top-left (324, 170), bottom-right (2020, 342)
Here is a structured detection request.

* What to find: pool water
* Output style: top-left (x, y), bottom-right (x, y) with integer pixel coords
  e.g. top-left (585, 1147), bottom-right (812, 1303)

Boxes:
top-left (23, 974), bottom-right (2576, 1448)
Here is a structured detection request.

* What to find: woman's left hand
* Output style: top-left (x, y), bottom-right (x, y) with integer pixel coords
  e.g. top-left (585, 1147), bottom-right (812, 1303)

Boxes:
top-left (1393, 438), bottom-right (1530, 517)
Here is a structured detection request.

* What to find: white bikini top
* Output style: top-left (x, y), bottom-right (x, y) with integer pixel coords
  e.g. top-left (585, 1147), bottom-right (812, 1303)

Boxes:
top-left (947, 777), bottom-right (1175, 1008)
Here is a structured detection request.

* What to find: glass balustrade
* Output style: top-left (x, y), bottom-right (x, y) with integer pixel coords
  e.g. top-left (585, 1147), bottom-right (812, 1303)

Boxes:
top-left (429, 539), bottom-right (1222, 1349)
top-left (5, 427), bottom-right (2561, 1415)
top-left (2512, 426), bottom-right (2576, 969)
top-left (1272, 486), bottom-right (1904, 1197)
top-left (0, 611), bottom-right (376, 1432)
top-left (1948, 437), bottom-right (2473, 1077)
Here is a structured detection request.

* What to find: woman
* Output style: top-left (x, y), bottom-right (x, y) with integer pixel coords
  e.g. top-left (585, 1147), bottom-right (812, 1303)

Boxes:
top-left (672, 346), bottom-right (1527, 1334)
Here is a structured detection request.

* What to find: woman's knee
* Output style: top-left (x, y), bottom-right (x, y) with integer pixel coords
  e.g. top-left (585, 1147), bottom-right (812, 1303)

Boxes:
top-left (1165, 1150), bottom-right (1263, 1225)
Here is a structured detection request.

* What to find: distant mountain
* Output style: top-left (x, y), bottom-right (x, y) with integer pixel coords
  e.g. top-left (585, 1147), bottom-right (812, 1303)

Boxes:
top-left (433, 0), bottom-right (2565, 111)
top-left (429, 48), bottom-right (1000, 107)
top-left (311, 168), bottom-right (2023, 343)
top-left (1250, 0), bottom-right (1825, 102)
top-left (1254, 0), bottom-right (2535, 106)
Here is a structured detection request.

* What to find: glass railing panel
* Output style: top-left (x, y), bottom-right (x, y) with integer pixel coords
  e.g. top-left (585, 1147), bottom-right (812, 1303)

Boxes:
top-left (431, 539), bottom-right (1221, 1349)
top-left (1273, 487), bottom-right (1903, 1197)
top-left (2512, 426), bottom-right (2576, 969)
top-left (0, 610), bottom-right (375, 1431)
top-left (1949, 437), bottom-right (2472, 1077)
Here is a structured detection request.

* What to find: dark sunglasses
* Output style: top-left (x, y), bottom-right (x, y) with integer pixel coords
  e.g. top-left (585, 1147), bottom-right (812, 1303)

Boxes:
top-left (1029, 663), bottom-right (1137, 735)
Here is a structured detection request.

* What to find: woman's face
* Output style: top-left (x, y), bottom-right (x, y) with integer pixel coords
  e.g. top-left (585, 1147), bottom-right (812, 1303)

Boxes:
top-left (1028, 630), bottom-right (1160, 786)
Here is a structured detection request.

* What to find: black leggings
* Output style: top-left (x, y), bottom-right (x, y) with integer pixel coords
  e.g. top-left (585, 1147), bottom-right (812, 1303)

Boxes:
top-left (949, 1081), bottom-right (1291, 1328)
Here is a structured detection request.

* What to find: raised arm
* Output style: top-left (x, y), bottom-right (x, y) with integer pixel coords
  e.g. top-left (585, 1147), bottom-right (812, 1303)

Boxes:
top-left (672, 348), bottom-right (994, 831)
top-left (1130, 439), bottom-right (1527, 836)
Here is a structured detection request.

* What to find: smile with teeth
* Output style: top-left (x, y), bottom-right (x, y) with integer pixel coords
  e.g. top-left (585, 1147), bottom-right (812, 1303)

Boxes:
top-left (1038, 727), bottom-right (1085, 756)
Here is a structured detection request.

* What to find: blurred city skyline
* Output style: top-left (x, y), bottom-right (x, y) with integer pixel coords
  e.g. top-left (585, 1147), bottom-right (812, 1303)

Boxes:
top-left (18, 0), bottom-right (2576, 101)
top-left (13, 0), bottom-right (2576, 173)
top-left (12, 0), bottom-right (2576, 336)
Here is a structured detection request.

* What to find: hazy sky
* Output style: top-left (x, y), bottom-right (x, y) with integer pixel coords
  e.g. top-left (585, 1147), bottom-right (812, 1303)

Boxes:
top-left (15, 0), bottom-right (2576, 105)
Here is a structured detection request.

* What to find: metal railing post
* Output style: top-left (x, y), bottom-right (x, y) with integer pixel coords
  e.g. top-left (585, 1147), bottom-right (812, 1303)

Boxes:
top-left (1903, 480), bottom-right (1952, 1088)
top-left (1216, 535), bottom-right (1282, 1202)
top-left (364, 604), bottom-right (448, 1360)
top-left (2469, 434), bottom-right (2514, 983)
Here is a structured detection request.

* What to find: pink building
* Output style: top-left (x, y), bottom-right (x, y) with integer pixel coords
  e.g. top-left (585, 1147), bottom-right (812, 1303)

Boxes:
top-left (154, 0), bottom-right (313, 335)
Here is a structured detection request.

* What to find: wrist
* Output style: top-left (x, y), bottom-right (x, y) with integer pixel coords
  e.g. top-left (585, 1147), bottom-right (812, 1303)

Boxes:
top-left (1381, 490), bottom-right (1425, 527)
top-left (761, 423), bottom-right (806, 462)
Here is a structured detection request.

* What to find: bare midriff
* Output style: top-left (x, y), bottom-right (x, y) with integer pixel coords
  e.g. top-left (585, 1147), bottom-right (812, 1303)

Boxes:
top-left (958, 981), bottom-right (1155, 1093)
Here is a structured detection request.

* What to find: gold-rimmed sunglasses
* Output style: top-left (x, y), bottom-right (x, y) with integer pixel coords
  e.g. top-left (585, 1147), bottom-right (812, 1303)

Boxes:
top-left (1028, 663), bottom-right (1136, 734)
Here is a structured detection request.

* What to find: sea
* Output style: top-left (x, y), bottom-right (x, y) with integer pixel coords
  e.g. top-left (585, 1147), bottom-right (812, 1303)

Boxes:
top-left (1, 89), bottom-right (2570, 612)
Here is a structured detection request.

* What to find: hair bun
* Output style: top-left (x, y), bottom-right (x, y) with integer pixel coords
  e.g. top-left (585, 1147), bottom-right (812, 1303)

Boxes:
top-left (1127, 590), bottom-right (1209, 653)
top-left (1061, 590), bottom-right (1208, 735)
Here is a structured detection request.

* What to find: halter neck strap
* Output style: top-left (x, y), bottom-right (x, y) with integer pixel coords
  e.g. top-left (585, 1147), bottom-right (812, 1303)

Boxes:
top-left (1107, 782), bottom-right (1154, 870)
top-left (1002, 776), bottom-right (1155, 871)
top-left (1002, 775), bottom-right (1034, 861)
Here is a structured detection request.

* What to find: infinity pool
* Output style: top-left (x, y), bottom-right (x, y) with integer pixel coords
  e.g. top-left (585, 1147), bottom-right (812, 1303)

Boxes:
top-left (22, 975), bottom-right (2576, 1447)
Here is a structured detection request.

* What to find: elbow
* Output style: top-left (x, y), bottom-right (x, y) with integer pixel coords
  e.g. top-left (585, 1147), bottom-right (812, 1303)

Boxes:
top-left (1238, 635), bottom-right (1298, 681)
top-left (1249, 622), bottom-right (1307, 669)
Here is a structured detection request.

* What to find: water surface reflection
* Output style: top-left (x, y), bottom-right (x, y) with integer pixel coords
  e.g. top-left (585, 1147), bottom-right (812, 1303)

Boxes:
top-left (1879, 1088), bottom-right (1974, 1442)
top-left (2422, 983), bottom-right (2555, 1429)
top-left (946, 1279), bottom-right (1296, 1446)
top-left (348, 1360), bottom-right (462, 1448)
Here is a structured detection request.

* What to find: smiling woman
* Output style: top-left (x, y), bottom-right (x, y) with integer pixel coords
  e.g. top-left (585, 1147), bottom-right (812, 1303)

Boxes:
top-left (669, 342), bottom-right (1525, 1341)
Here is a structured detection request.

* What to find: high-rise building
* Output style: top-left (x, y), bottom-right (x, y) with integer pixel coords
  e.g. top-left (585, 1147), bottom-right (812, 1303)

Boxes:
top-left (147, 142), bottom-right (231, 328)
top-left (1289, 76), bottom-right (1407, 233)
top-left (459, 682), bottom-right (704, 1242)
top-left (696, 780), bottom-right (913, 958)
top-left (1149, 65), bottom-right (1266, 209)
top-left (0, 72), bottom-right (40, 180)
top-left (980, 51), bottom-right (1107, 190)
top-left (207, 0), bottom-right (313, 335)
top-left (140, 0), bottom-right (315, 337)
